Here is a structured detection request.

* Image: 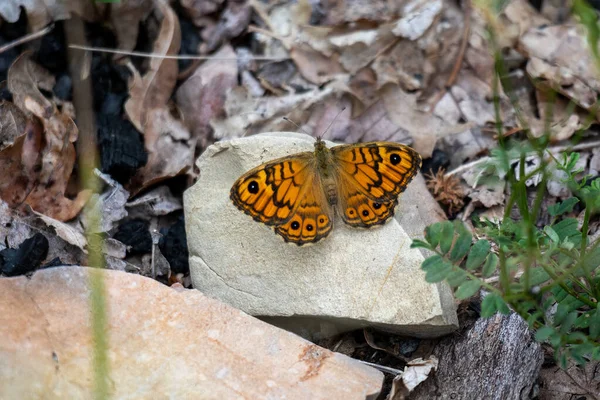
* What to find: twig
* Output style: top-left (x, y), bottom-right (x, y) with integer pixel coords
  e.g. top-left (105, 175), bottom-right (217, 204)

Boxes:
top-left (428, 0), bottom-right (472, 112)
top-left (357, 360), bottom-right (403, 376)
top-left (446, 139), bottom-right (600, 178)
top-left (68, 44), bottom-right (288, 61)
top-left (0, 24), bottom-right (54, 54)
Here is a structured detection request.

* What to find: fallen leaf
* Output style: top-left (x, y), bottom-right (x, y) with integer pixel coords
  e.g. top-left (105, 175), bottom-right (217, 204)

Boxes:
top-left (126, 186), bottom-right (182, 218)
top-left (109, 0), bottom-right (153, 53)
top-left (381, 84), bottom-right (472, 157)
top-left (7, 52), bottom-right (55, 119)
top-left (175, 45), bottom-right (238, 149)
top-left (210, 85), bottom-right (334, 140)
top-left (388, 356), bottom-right (439, 400)
top-left (80, 170), bottom-right (129, 234)
top-left (180, 0), bottom-right (224, 26)
top-left (319, 0), bottom-right (403, 25)
top-left (33, 210), bottom-right (88, 252)
top-left (0, 101), bottom-right (29, 151)
top-left (520, 25), bottom-right (600, 114)
top-left (200, 0), bottom-right (251, 53)
top-left (124, 1), bottom-right (181, 131)
top-left (392, 0), bottom-right (442, 40)
top-left (124, 1), bottom-right (194, 195)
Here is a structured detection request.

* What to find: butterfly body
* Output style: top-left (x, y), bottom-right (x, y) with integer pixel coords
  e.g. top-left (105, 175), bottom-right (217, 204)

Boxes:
top-left (230, 137), bottom-right (422, 245)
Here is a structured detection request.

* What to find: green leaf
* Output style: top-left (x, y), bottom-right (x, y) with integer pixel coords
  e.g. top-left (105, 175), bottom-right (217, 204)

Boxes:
top-left (455, 280), bottom-right (482, 299)
top-left (528, 267), bottom-right (551, 286)
top-left (554, 303), bottom-right (569, 326)
top-left (559, 311), bottom-right (578, 334)
top-left (466, 240), bottom-right (491, 270)
top-left (535, 326), bottom-right (556, 342)
top-left (425, 223), bottom-right (443, 248)
top-left (482, 253), bottom-right (499, 277)
top-left (446, 269), bottom-right (468, 287)
top-left (544, 226), bottom-right (560, 244)
top-left (548, 197), bottom-right (580, 216)
top-left (582, 246), bottom-right (600, 272)
top-left (590, 308), bottom-right (600, 339)
top-left (450, 227), bottom-right (472, 262)
top-left (421, 255), bottom-right (444, 271)
top-left (553, 218), bottom-right (580, 242)
top-left (411, 239), bottom-right (432, 250)
top-left (481, 293), bottom-right (509, 317)
top-left (439, 221), bottom-right (455, 255)
top-left (425, 262), bottom-right (452, 283)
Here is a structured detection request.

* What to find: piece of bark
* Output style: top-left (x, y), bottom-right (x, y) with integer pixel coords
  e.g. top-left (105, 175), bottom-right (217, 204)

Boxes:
top-left (409, 312), bottom-right (543, 399)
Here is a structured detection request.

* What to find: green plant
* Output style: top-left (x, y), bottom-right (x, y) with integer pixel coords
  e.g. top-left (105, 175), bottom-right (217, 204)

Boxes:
top-left (412, 0), bottom-right (600, 368)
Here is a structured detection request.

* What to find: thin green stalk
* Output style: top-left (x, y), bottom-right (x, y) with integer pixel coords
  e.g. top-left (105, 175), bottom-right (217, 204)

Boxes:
top-left (580, 203), bottom-right (591, 259)
top-left (65, 16), bottom-right (109, 400)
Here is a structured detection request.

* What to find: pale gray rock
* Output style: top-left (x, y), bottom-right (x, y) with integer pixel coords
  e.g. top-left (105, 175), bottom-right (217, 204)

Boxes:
top-left (184, 133), bottom-right (458, 339)
top-left (0, 267), bottom-right (383, 399)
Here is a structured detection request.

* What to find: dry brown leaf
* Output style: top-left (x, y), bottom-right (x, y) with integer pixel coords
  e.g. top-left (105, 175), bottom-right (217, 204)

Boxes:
top-left (210, 85), bottom-right (335, 140)
top-left (175, 45), bottom-right (238, 148)
top-left (388, 356), bottom-right (439, 400)
top-left (0, 101), bottom-right (29, 152)
top-left (124, 1), bottom-right (194, 195)
top-left (7, 52), bottom-right (55, 119)
top-left (80, 171), bottom-right (129, 234)
top-left (538, 359), bottom-right (600, 400)
top-left (33, 210), bottom-right (88, 252)
top-left (180, 0), bottom-right (224, 26)
top-left (529, 89), bottom-right (586, 141)
top-left (290, 44), bottom-right (346, 85)
top-left (109, 0), bottom-right (153, 52)
top-left (319, 0), bottom-right (403, 25)
top-left (25, 111), bottom-right (91, 221)
top-left (0, 100), bottom-right (90, 221)
top-left (0, 118), bottom-right (43, 207)
top-left (127, 108), bottom-right (193, 196)
top-left (0, 0), bottom-right (98, 31)
top-left (124, 0), bottom-right (181, 131)
top-left (381, 84), bottom-right (471, 157)
top-left (200, 0), bottom-right (251, 53)
top-left (521, 24), bottom-right (600, 116)
top-left (391, 0), bottom-right (442, 40)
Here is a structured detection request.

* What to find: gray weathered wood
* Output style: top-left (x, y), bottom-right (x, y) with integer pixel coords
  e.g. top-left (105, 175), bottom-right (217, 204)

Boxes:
top-left (409, 312), bottom-right (544, 400)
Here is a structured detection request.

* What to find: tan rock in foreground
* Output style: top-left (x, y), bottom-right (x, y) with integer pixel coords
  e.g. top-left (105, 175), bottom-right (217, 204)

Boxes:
top-left (0, 267), bottom-right (383, 399)
top-left (184, 132), bottom-right (458, 339)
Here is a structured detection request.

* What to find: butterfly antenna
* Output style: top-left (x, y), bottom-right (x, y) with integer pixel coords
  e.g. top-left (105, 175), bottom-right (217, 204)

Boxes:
top-left (282, 117), bottom-right (311, 136)
top-left (319, 107), bottom-right (347, 139)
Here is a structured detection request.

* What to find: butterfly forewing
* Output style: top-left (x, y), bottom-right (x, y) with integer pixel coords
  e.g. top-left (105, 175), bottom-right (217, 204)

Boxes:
top-left (230, 152), bottom-right (314, 226)
top-left (331, 142), bottom-right (422, 228)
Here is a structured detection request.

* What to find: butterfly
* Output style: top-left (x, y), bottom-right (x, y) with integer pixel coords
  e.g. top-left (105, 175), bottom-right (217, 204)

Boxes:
top-left (230, 138), bottom-right (422, 245)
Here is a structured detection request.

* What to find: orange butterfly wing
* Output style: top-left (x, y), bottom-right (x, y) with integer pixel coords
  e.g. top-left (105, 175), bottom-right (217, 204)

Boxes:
top-left (230, 153), bottom-right (333, 245)
top-left (332, 142), bottom-right (422, 228)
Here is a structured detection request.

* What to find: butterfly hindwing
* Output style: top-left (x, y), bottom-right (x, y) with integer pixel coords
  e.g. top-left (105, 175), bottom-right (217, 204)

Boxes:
top-left (274, 173), bottom-right (333, 245)
top-left (230, 153), bottom-right (313, 226)
top-left (332, 142), bottom-right (421, 228)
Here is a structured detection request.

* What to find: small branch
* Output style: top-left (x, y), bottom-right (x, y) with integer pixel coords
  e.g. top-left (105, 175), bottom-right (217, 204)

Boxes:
top-left (0, 24), bottom-right (54, 54)
top-left (357, 360), bottom-right (403, 376)
top-left (68, 44), bottom-right (288, 61)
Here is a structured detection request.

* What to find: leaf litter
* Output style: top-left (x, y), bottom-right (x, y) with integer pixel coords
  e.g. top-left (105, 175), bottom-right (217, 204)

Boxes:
top-left (1, 0), bottom-right (600, 398)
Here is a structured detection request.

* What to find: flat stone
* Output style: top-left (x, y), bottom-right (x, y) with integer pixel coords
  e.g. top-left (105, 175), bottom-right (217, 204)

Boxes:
top-left (0, 266), bottom-right (383, 399)
top-left (184, 133), bottom-right (458, 339)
